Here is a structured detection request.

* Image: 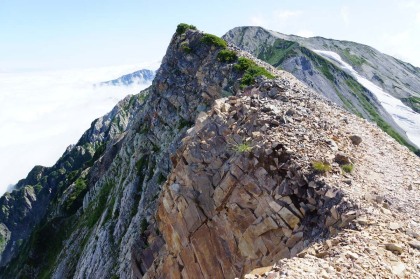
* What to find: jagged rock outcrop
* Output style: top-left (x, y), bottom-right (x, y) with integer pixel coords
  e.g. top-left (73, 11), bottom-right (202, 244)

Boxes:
top-left (0, 26), bottom-right (243, 278)
top-left (0, 25), bottom-right (419, 279)
top-left (146, 80), bottom-right (355, 278)
top-left (144, 62), bottom-right (419, 278)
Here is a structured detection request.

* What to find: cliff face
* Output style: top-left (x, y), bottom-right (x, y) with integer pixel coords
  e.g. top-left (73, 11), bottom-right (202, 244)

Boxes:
top-left (0, 91), bottom-right (140, 268)
top-left (148, 77), bottom-right (356, 278)
top-left (0, 25), bottom-right (419, 279)
top-left (0, 27), bottom-right (243, 278)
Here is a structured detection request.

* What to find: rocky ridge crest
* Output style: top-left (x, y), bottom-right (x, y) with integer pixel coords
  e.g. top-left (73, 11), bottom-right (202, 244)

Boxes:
top-left (0, 25), bottom-right (419, 278)
top-left (144, 48), bottom-right (420, 278)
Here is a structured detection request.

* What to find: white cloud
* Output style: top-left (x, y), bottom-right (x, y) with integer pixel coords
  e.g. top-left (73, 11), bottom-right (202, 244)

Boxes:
top-left (0, 62), bottom-right (159, 196)
top-left (274, 10), bottom-right (302, 21)
top-left (297, 30), bottom-right (314, 38)
top-left (398, 1), bottom-right (420, 24)
top-left (400, 0), bottom-right (420, 9)
top-left (341, 6), bottom-right (350, 26)
top-left (250, 15), bottom-right (267, 26)
top-left (249, 10), bottom-right (302, 28)
top-left (378, 30), bottom-right (420, 67)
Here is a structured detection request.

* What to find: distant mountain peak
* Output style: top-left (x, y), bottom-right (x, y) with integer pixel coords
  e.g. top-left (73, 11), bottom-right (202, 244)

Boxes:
top-left (224, 26), bottom-right (420, 152)
top-left (98, 68), bottom-right (155, 86)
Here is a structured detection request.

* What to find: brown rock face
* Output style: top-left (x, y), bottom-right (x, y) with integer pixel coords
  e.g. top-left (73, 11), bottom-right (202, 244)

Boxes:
top-left (146, 79), bottom-right (356, 278)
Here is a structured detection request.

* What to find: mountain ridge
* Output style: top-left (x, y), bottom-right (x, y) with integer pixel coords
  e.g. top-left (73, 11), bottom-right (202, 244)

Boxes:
top-left (98, 69), bottom-right (156, 87)
top-left (223, 26), bottom-right (420, 153)
top-left (0, 24), bottom-right (419, 278)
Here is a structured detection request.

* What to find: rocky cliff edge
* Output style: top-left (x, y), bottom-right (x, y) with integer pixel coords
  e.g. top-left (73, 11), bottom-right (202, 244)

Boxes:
top-left (0, 25), bottom-right (419, 279)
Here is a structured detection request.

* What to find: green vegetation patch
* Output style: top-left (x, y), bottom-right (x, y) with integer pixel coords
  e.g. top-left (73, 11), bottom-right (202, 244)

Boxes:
top-left (234, 143), bottom-right (252, 153)
top-left (300, 48), bottom-right (335, 82)
top-left (180, 41), bottom-right (192, 54)
top-left (64, 177), bottom-right (88, 213)
top-left (200, 33), bottom-right (227, 48)
top-left (341, 164), bottom-right (354, 173)
top-left (312, 161), bottom-right (331, 173)
top-left (401, 96), bottom-right (420, 113)
top-left (234, 57), bottom-right (255, 72)
top-left (332, 86), bottom-right (361, 115)
top-left (0, 234), bottom-right (5, 253)
top-left (217, 49), bottom-right (237, 63)
top-left (85, 142), bottom-right (107, 168)
top-left (157, 173), bottom-right (166, 184)
top-left (257, 39), bottom-right (298, 67)
top-left (86, 180), bottom-right (115, 228)
top-left (342, 48), bottom-right (366, 66)
top-left (34, 183), bottom-right (43, 194)
top-left (234, 57), bottom-right (275, 88)
top-left (408, 96), bottom-right (420, 104)
top-left (176, 23), bottom-right (197, 35)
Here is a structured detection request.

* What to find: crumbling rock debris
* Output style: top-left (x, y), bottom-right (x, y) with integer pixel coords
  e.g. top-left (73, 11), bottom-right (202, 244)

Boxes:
top-left (1, 27), bottom-right (419, 279)
top-left (145, 37), bottom-right (419, 277)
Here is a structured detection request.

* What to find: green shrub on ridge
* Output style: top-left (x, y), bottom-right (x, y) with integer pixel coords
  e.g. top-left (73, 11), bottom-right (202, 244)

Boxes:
top-left (176, 23), bottom-right (197, 35)
top-left (234, 57), bottom-right (275, 87)
top-left (217, 49), bottom-right (237, 63)
top-left (200, 33), bottom-right (227, 48)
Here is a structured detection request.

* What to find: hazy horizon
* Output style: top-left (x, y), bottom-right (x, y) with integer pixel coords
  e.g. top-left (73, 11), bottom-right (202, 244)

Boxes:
top-left (0, 62), bottom-right (159, 195)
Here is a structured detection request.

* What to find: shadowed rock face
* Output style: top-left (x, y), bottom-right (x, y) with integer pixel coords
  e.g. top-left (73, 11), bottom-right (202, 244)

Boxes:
top-left (144, 79), bottom-right (360, 278)
top-left (0, 27), bottom-right (243, 278)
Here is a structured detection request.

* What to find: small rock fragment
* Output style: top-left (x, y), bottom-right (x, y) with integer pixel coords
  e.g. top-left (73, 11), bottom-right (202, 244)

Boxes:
top-left (349, 135), bottom-right (362, 145)
top-left (334, 152), bottom-right (351, 165)
top-left (391, 262), bottom-right (406, 277)
top-left (385, 243), bottom-right (404, 254)
top-left (249, 266), bottom-right (273, 276)
top-left (345, 251), bottom-right (359, 260)
top-left (389, 222), bottom-right (402, 230)
top-left (408, 240), bottom-right (420, 250)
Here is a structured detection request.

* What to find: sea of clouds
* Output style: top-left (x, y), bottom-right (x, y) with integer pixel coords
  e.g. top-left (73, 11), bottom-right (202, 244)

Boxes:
top-left (0, 62), bottom-right (159, 196)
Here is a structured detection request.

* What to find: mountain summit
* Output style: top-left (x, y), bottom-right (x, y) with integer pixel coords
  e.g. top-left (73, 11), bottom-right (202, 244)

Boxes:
top-left (0, 24), bottom-right (419, 278)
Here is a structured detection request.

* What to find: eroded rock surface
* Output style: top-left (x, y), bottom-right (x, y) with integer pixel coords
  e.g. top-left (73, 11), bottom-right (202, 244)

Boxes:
top-left (1, 25), bottom-right (419, 279)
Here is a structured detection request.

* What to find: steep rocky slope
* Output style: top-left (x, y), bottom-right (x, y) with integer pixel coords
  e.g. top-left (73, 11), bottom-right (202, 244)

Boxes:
top-left (0, 25), bottom-right (419, 279)
top-left (0, 25), bottom-right (244, 278)
top-left (223, 26), bottom-right (420, 153)
top-left (243, 99), bottom-right (420, 278)
top-left (0, 91), bottom-right (142, 268)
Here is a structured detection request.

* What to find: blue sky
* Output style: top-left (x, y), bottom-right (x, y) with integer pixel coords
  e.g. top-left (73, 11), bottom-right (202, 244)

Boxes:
top-left (1, 0), bottom-right (420, 71)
